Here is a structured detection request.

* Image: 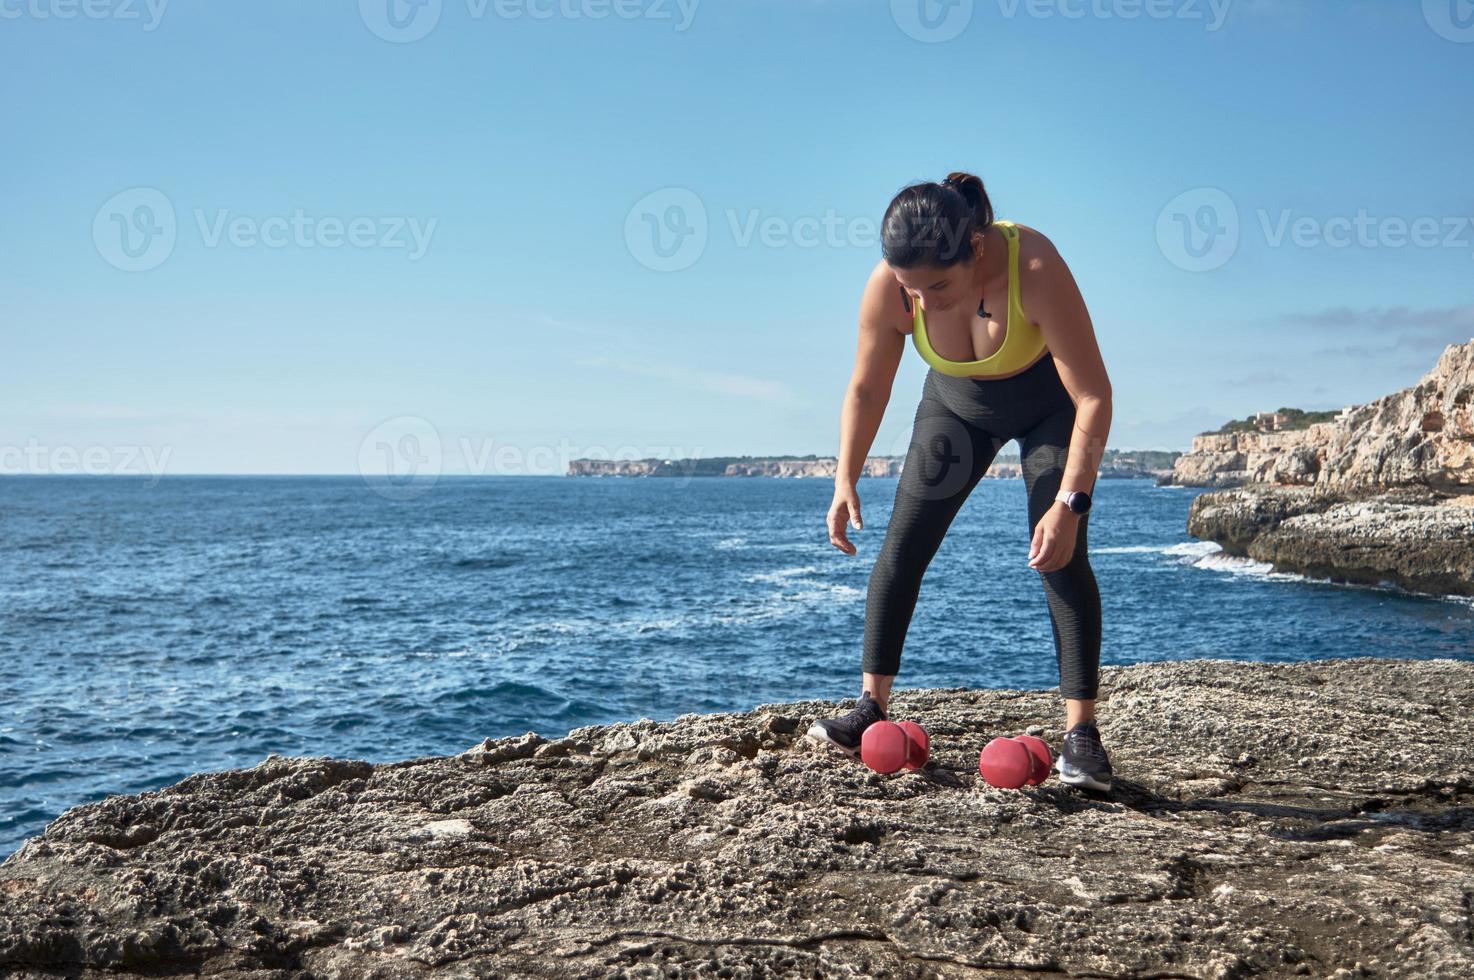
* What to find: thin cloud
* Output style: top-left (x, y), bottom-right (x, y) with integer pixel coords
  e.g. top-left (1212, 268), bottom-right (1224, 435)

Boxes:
top-left (1268, 304), bottom-right (1474, 332)
top-left (1256, 304), bottom-right (1474, 365)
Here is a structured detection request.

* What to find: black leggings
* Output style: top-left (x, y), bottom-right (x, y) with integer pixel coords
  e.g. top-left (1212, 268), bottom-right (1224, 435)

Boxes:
top-left (861, 352), bottom-right (1102, 700)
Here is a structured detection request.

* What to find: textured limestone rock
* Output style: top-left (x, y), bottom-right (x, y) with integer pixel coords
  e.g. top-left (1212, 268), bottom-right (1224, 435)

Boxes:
top-left (3, 659), bottom-right (1473, 979)
top-left (1189, 485), bottom-right (1474, 596)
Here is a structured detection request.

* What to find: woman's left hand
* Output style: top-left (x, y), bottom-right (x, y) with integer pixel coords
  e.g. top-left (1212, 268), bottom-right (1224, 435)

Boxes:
top-left (1027, 503), bottom-right (1078, 573)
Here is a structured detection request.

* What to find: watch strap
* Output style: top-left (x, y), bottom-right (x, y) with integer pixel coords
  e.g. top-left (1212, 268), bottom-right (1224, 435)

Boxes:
top-left (1055, 489), bottom-right (1092, 513)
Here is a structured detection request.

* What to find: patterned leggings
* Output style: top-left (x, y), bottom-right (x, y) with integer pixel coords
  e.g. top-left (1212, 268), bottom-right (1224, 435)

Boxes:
top-left (861, 353), bottom-right (1102, 700)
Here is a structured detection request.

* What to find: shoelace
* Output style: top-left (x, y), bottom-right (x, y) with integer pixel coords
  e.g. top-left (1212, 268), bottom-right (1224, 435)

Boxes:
top-left (1066, 727), bottom-right (1109, 766)
top-left (845, 701), bottom-right (884, 734)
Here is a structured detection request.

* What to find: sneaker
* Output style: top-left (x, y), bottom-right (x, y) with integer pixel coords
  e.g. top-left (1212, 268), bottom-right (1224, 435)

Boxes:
top-left (806, 690), bottom-right (888, 760)
top-left (1056, 720), bottom-right (1113, 792)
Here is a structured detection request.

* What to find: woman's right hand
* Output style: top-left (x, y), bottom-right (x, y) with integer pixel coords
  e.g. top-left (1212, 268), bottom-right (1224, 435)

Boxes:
top-left (827, 484), bottom-right (863, 556)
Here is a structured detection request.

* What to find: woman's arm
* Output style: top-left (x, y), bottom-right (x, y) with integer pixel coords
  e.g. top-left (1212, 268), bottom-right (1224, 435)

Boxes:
top-left (1025, 234), bottom-right (1113, 503)
top-left (836, 261), bottom-right (908, 488)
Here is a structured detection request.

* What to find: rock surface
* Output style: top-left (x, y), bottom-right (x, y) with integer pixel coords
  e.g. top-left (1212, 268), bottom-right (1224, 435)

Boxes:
top-left (3, 658), bottom-right (1473, 979)
top-left (1188, 484), bottom-right (1474, 597)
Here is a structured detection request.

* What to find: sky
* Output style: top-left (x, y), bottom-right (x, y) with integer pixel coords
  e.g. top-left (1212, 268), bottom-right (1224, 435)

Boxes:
top-left (3, 0), bottom-right (1472, 477)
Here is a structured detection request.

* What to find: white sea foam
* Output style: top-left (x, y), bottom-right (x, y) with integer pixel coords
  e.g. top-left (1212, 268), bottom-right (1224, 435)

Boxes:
top-left (714, 536), bottom-right (820, 552)
top-left (1164, 540), bottom-right (1223, 560)
top-left (744, 566), bottom-right (821, 584)
top-left (1159, 539), bottom-right (1474, 605)
top-left (1160, 539), bottom-right (1307, 583)
top-left (1193, 551), bottom-right (1308, 583)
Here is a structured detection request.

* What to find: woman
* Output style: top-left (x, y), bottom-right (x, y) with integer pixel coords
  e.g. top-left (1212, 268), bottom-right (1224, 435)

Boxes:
top-left (806, 172), bottom-right (1115, 792)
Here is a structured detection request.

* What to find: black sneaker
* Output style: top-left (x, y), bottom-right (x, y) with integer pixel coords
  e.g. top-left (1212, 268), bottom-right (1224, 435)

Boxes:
top-left (1056, 720), bottom-right (1113, 792)
top-left (806, 690), bottom-right (888, 760)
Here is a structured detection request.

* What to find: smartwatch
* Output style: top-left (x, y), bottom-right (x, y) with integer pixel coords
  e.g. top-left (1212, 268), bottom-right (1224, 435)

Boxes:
top-left (1054, 489), bottom-right (1092, 515)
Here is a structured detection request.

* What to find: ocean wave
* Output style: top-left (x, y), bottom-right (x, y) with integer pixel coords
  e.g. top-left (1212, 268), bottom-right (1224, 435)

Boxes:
top-left (744, 566), bottom-right (821, 583)
top-left (431, 679), bottom-right (564, 706)
top-left (481, 571), bottom-right (862, 656)
top-left (445, 555), bottom-right (523, 571)
top-left (1164, 540), bottom-right (1223, 560)
top-left (714, 537), bottom-right (824, 553)
top-left (1191, 551), bottom-right (1305, 582)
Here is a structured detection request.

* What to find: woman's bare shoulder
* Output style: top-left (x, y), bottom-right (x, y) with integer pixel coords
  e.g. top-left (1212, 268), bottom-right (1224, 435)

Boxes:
top-left (862, 258), bottom-right (913, 335)
top-left (1006, 221), bottom-right (1064, 278)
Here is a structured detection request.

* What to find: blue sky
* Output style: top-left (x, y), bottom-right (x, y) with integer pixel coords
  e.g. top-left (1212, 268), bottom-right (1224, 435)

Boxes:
top-left (3, 0), bottom-right (1471, 476)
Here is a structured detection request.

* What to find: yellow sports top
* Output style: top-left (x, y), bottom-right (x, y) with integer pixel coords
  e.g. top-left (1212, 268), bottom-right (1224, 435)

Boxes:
top-left (908, 219), bottom-right (1047, 378)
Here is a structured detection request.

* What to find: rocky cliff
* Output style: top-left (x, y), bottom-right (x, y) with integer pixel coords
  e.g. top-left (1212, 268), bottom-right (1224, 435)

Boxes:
top-left (3, 658), bottom-right (1472, 979)
top-left (1175, 341), bottom-right (1474, 597)
top-left (1164, 340), bottom-right (1474, 491)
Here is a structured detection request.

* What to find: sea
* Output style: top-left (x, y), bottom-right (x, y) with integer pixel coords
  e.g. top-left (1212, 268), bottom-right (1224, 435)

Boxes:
top-left (2, 474), bottom-right (1471, 859)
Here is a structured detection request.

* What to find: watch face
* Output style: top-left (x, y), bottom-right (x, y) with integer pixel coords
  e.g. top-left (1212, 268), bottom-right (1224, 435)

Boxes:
top-left (1069, 492), bottom-right (1091, 514)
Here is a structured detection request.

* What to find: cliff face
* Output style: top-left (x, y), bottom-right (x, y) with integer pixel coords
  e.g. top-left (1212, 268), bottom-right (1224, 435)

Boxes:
top-left (3, 658), bottom-right (1473, 979)
top-left (1167, 425), bottom-right (1341, 488)
top-left (1165, 340), bottom-right (1474, 491)
top-left (1175, 341), bottom-right (1474, 597)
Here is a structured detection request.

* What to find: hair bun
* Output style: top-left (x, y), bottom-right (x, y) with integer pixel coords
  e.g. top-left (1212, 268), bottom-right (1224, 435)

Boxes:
top-left (881, 172), bottom-right (995, 267)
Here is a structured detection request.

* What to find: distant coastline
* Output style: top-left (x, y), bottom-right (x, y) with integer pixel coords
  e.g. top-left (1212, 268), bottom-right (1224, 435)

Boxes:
top-left (566, 449), bottom-right (1180, 479)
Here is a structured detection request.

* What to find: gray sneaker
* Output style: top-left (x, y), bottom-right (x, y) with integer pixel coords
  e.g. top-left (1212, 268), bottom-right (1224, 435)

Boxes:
top-left (1055, 720), bottom-right (1113, 792)
top-left (806, 690), bottom-right (888, 760)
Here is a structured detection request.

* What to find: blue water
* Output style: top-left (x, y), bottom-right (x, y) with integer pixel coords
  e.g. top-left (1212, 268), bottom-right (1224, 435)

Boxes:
top-left (2, 475), bottom-right (1470, 858)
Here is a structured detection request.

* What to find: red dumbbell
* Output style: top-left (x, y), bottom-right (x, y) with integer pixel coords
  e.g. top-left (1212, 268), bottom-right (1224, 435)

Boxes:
top-left (979, 735), bottom-right (1055, 788)
top-left (860, 721), bottom-right (910, 774)
top-left (861, 719), bottom-right (931, 774)
top-left (896, 721), bottom-right (929, 770)
top-left (1011, 734), bottom-right (1053, 786)
top-left (978, 736), bottom-right (1034, 788)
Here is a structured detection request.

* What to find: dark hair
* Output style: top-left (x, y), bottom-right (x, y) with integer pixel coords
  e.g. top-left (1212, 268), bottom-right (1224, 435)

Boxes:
top-left (880, 171), bottom-right (995, 268)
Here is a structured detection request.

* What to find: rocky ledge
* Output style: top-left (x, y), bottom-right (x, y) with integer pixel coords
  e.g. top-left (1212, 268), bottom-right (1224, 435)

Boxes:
top-left (1187, 484), bottom-right (1474, 597)
top-left (3, 658), bottom-right (1473, 979)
